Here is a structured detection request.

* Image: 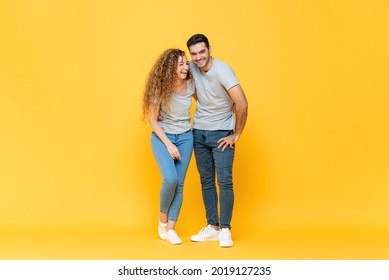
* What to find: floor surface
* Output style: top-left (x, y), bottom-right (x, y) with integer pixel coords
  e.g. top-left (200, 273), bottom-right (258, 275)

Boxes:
top-left (1, 225), bottom-right (388, 260)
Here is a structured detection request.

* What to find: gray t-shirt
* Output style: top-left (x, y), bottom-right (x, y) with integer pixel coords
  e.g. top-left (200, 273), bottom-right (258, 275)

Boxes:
top-left (189, 58), bottom-right (239, 130)
top-left (159, 80), bottom-right (195, 134)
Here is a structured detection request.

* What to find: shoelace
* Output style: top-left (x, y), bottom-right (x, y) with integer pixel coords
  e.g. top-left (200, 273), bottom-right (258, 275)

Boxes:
top-left (199, 226), bottom-right (214, 235)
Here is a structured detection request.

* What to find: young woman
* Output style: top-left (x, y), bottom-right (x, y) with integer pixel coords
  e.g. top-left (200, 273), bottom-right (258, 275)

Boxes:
top-left (142, 49), bottom-right (195, 244)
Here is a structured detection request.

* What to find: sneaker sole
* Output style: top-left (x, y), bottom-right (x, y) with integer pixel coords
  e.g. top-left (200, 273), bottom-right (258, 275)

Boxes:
top-left (190, 236), bottom-right (219, 242)
top-left (166, 239), bottom-right (182, 245)
top-left (159, 233), bottom-right (167, 240)
top-left (220, 242), bottom-right (233, 247)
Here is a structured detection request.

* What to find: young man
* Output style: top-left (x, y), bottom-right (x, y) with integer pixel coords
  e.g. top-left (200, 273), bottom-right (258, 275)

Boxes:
top-left (187, 34), bottom-right (248, 247)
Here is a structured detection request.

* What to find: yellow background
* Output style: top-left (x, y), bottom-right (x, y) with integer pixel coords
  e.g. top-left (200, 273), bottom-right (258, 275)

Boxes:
top-left (1, 0), bottom-right (389, 259)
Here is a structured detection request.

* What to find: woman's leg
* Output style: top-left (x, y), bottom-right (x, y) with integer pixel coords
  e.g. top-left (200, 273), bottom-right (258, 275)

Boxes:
top-left (166, 130), bottom-right (194, 228)
top-left (151, 133), bottom-right (178, 222)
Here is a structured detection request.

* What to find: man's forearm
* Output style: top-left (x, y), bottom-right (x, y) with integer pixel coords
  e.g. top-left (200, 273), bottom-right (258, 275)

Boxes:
top-left (234, 104), bottom-right (248, 138)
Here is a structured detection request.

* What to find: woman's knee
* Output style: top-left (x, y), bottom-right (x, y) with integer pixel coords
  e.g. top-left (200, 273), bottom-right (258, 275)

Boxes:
top-left (162, 175), bottom-right (178, 189)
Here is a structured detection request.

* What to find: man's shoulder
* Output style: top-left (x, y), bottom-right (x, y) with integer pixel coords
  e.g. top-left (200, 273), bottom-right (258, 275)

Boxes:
top-left (213, 58), bottom-right (233, 72)
top-left (213, 58), bottom-right (230, 67)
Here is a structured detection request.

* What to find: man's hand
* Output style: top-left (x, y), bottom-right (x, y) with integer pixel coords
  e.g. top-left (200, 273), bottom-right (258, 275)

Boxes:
top-left (217, 133), bottom-right (240, 151)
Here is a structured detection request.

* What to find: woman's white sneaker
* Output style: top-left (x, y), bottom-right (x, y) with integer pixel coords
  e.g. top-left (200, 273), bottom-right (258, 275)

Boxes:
top-left (190, 225), bottom-right (220, 242)
top-left (166, 230), bottom-right (182, 245)
top-left (158, 220), bottom-right (167, 240)
top-left (219, 228), bottom-right (233, 247)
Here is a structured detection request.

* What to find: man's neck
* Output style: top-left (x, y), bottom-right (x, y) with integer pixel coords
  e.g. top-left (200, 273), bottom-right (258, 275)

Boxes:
top-left (201, 57), bottom-right (214, 72)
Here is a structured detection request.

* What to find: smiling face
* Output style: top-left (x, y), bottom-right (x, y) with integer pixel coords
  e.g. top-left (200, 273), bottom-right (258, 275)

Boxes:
top-left (176, 55), bottom-right (189, 80)
top-left (188, 42), bottom-right (212, 71)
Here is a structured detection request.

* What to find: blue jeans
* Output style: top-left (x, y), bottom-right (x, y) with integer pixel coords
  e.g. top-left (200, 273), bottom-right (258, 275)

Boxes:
top-left (193, 129), bottom-right (235, 229)
top-left (151, 130), bottom-right (193, 221)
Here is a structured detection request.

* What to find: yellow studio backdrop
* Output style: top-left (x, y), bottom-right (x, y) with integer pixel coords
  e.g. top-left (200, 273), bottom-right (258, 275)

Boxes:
top-left (1, 0), bottom-right (389, 259)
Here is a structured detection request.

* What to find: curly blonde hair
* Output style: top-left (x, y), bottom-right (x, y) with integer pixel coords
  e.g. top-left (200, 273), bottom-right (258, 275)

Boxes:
top-left (142, 49), bottom-right (191, 120)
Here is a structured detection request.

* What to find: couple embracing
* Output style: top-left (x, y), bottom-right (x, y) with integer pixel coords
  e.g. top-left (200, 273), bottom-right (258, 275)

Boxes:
top-left (142, 34), bottom-right (248, 247)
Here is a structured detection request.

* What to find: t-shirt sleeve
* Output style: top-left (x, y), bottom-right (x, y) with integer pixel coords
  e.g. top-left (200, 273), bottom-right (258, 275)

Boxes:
top-left (218, 63), bottom-right (239, 91)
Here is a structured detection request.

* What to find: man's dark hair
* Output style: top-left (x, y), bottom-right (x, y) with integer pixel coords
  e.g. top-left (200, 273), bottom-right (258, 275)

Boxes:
top-left (187, 34), bottom-right (210, 49)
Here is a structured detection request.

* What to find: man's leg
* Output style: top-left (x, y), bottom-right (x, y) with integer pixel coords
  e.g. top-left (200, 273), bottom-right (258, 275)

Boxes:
top-left (211, 130), bottom-right (235, 229)
top-left (193, 129), bottom-right (219, 227)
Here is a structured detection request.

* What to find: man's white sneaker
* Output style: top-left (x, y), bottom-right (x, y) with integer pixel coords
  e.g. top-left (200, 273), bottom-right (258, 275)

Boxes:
top-left (219, 228), bottom-right (233, 247)
top-left (166, 230), bottom-right (182, 245)
top-left (190, 225), bottom-right (220, 242)
top-left (158, 220), bottom-right (167, 240)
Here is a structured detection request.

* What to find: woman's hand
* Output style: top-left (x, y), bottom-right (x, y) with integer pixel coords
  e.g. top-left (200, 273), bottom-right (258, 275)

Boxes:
top-left (167, 144), bottom-right (181, 160)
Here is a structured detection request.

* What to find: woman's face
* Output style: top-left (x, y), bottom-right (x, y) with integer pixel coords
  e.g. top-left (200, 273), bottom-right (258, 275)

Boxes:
top-left (176, 55), bottom-right (189, 80)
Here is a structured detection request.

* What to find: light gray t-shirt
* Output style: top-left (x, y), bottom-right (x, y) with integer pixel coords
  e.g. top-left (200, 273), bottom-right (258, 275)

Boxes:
top-left (189, 58), bottom-right (239, 130)
top-left (159, 80), bottom-right (195, 134)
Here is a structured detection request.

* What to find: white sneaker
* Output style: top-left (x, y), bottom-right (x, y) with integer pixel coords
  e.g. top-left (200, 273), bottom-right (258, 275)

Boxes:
top-left (158, 220), bottom-right (167, 240)
top-left (190, 225), bottom-right (220, 242)
top-left (166, 230), bottom-right (182, 245)
top-left (219, 228), bottom-right (233, 247)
